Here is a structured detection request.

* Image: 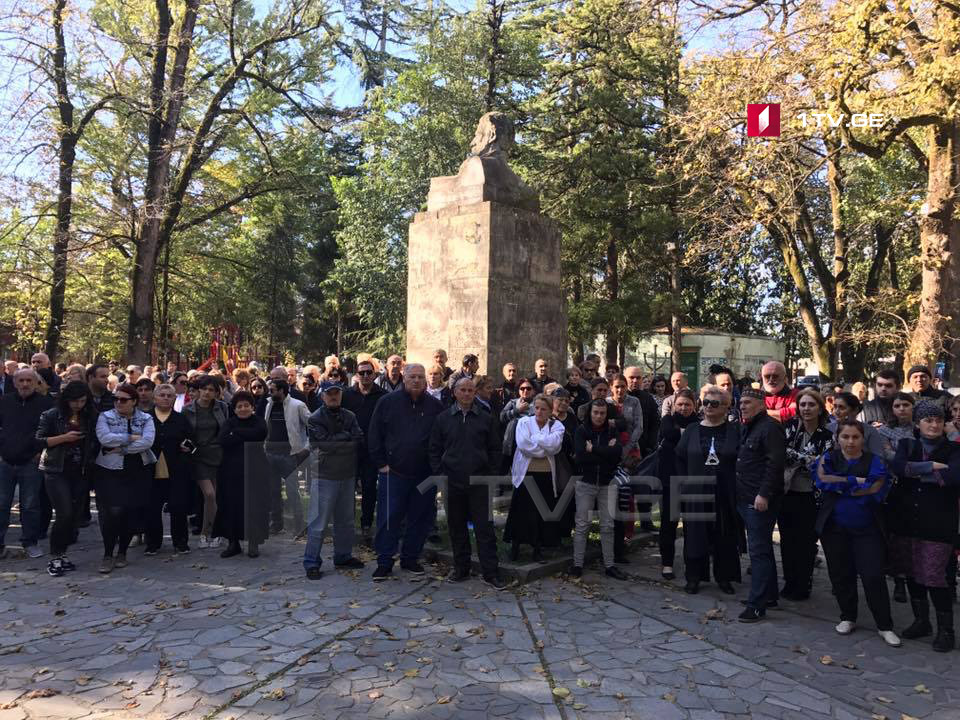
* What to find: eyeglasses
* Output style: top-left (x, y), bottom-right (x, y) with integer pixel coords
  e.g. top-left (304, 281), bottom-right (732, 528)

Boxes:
top-left (519, 386), bottom-right (534, 392)
top-left (357, 370), bottom-right (374, 376)
top-left (702, 399), bottom-right (722, 408)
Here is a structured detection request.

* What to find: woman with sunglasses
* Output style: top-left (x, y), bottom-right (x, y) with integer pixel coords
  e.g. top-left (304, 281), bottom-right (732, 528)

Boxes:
top-left (780, 389), bottom-right (834, 601)
top-left (675, 385), bottom-right (741, 594)
top-left (301, 372), bottom-right (321, 412)
top-left (171, 372), bottom-right (189, 411)
top-left (250, 377), bottom-right (268, 404)
top-left (93, 382), bottom-right (156, 573)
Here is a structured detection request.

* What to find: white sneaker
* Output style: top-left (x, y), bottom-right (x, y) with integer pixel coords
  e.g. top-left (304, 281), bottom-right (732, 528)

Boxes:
top-left (209, 537), bottom-right (222, 548)
top-left (26, 545), bottom-right (44, 559)
top-left (197, 536), bottom-right (210, 549)
top-left (835, 620), bottom-right (856, 635)
top-left (878, 630), bottom-right (902, 647)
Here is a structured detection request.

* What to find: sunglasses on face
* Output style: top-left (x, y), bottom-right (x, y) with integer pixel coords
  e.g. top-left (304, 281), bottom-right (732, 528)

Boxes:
top-left (519, 386), bottom-right (534, 392)
top-left (357, 370), bottom-right (374, 376)
top-left (702, 399), bottom-right (722, 408)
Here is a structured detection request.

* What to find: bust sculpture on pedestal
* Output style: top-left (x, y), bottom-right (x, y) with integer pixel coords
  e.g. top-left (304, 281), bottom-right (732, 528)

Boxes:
top-left (406, 113), bottom-right (567, 377)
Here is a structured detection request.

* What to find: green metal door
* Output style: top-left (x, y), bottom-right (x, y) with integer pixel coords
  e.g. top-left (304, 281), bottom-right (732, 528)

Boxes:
top-left (680, 350), bottom-right (699, 390)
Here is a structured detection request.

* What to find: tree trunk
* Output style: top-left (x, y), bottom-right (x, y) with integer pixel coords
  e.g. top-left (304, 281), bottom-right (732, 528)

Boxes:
top-left (605, 235), bottom-right (619, 367)
top-left (126, 0), bottom-right (199, 363)
top-left (484, 0), bottom-right (504, 112)
top-left (825, 141), bottom-right (848, 375)
top-left (905, 120), bottom-right (960, 379)
top-left (669, 238), bottom-right (682, 373)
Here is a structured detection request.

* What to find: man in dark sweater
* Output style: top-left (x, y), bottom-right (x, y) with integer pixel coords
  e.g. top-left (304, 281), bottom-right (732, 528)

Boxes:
top-left (342, 359), bottom-right (388, 545)
top-left (736, 387), bottom-right (786, 623)
top-left (367, 364), bottom-right (443, 580)
top-left (860, 369), bottom-right (900, 426)
top-left (908, 365), bottom-right (950, 409)
top-left (429, 377), bottom-right (506, 589)
top-left (0, 369), bottom-right (54, 558)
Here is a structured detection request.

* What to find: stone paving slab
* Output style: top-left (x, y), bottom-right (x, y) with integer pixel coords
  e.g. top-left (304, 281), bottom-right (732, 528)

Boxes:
top-left (2, 520), bottom-right (960, 719)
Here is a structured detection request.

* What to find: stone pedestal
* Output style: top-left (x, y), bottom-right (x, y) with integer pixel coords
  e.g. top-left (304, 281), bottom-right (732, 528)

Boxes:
top-left (406, 155), bottom-right (567, 378)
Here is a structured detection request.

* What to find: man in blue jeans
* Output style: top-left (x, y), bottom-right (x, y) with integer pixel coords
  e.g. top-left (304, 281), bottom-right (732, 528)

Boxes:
top-left (0, 368), bottom-right (54, 559)
top-left (302, 382), bottom-right (365, 579)
top-left (736, 387), bottom-right (786, 622)
top-left (367, 363), bottom-right (444, 580)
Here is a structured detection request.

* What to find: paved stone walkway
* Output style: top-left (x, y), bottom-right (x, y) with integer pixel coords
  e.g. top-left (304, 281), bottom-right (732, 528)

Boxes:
top-left (2, 524), bottom-right (960, 720)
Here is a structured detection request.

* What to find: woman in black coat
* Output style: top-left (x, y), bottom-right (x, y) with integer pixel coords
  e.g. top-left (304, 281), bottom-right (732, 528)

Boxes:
top-left (657, 388), bottom-right (698, 580)
top-left (36, 381), bottom-right (98, 575)
top-left (146, 383), bottom-right (195, 554)
top-left (675, 385), bottom-right (741, 594)
top-left (213, 391), bottom-right (270, 558)
top-left (888, 401), bottom-right (960, 652)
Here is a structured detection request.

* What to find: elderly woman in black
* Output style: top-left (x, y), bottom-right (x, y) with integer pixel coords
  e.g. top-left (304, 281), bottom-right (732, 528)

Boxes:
top-left (674, 385), bottom-right (741, 594)
top-left (37, 381), bottom-right (97, 576)
top-left (146, 383), bottom-right (195, 554)
top-left (889, 401), bottom-right (960, 652)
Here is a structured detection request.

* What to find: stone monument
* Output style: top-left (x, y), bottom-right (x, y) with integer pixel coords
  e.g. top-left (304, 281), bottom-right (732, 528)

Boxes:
top-left (406, 113), bottom-right (567, 377)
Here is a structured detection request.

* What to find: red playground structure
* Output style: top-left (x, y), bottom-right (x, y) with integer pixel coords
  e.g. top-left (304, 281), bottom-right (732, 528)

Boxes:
top-left (196, 324), bottom-right (245, 373)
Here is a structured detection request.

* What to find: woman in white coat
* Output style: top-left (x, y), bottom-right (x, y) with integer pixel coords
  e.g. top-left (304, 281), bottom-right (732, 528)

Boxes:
top-left (504, 394), bottom-right (566, 561)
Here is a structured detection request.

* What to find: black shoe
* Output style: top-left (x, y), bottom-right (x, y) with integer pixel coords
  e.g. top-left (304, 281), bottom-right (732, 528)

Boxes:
top-left (893, 578), bottom-right (908, 603)
top-left (47, 558), bottom-right (65, 577)
top-left (741, 599), bottom-right (778, 609)
top-left (400, 561), bottom-right (425, 575)
top-left (483, 574), bottom-right (510, 591)
top-left (933, 611), bottom-right (955, 652)
top-left (605, 566), bottom-right (628, 581)
top-left (684, 580), bottom-right (699, 594)
top-left (614, 554), bottom-right (631, 564)
top-left (246, 542), bottom-right (259, 558)
top-left (447, 568), bottom-right (470, 582)
top-left (372, 566), bottom-right (392, 581)
top-left (220, 542), bottom-right (242, 559)
top-left (334, 557), bottom-right (365, 569)
top-left (427, 534), bottom-right (442, 544)
top-left (306, 567), bottom-right (323, 580)
top-left (738, 607), bottom-right (765, 623)
top-left (174, 545), bottom-right (191, 554)
top-left (717, 581), bottom-right (735, 595)
top-left (144, 546), bottom-right (160, 556)
top-left (902, 598), bottom-right (933, 639)
top-left (568, 565), bottom-right (583, 579)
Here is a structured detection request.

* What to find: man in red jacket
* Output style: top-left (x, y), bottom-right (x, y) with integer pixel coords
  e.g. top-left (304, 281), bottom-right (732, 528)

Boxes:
top-left (761, 361), bottom-right (797, 423)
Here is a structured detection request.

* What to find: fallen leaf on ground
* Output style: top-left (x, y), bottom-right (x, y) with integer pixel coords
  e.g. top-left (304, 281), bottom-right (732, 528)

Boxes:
top-left (573, 703), bottom-right (587, 710)
top-left (262, 688), bottom-right (286, 700)
top-left (876, 697), bottom-right (892, 704)
top-left (552, 687), bottom-right (570, 698)
top-left (23, 689), bottom-right (58, 700)
top-left (703, 608), bottom-right (723, 620)
top-left (914, 684), bottom-right (929, 694)
top-left (819, 655), bottom-right (834, 665)
top-left (437, 696), bottom-right (451, 704)
top-left (663, 692), bottom-right (676, 703)
top-left (404, 668), bottom-right (420, 678)
top-left (368, 691), bottom-right (382, 700)
top-left (576, 678), bottom-right (590, 688)
top-left (842, 661), bottom-right (857, 669)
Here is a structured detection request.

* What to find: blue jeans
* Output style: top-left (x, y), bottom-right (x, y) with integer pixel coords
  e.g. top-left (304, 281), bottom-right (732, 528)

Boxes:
top-left (303, 477), bottom-right (356, 570)
top-left (0, 460), bottom-right (44, 547)
top-left (374, 470), bottom-right (436, 569)
top-left (738, 501), bottom-right (780, 611)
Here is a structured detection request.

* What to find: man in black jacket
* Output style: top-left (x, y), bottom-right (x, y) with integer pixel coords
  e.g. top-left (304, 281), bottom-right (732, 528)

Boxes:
top-left (624, 366), bottom-right (659, 455)
top-left (429, 377), bottom-right (507, 589)
top-left (860, 369), bottom-right (900, 426)
top-left (736, 387), bottom-right (786, 623)
top-left (0, 369), bottom-right (54, 558)
top-left (908, 365), bottom-right (950, 409)
top-left (367, 364), bottom-right (443, 580)
top-left (342, 359), bottom-right (388, 545)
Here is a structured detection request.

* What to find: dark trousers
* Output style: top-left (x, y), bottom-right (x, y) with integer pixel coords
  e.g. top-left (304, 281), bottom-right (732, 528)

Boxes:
top-left (778, 491), bottom-right (818, 595)
top-left (739, 502), bottom-right (779, 610)
top-left (908, 578), bottom-right (953, 613)
top-left (98, 502), bottom-right (131, 557)
top-left (44, 467), bottom-right (86, 556)
top-left (820, 520), bottom-right (893, 630)
top-left (145, 481), bottom-right (188, 550)
top-left (684, 525), bottom-right (740, 583)
top-left (358, 456), bottom-right (378, 529)
top-left (374, 470), bottom-right (435, 569)
top-left (659, 483), bottom-right (679, 567)
top-left (445, 480), bottom-right (498, 577)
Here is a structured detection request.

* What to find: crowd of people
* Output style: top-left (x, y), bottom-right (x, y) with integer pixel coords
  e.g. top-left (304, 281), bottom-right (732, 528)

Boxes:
top-left (2, 350), bottom-right (960, 653)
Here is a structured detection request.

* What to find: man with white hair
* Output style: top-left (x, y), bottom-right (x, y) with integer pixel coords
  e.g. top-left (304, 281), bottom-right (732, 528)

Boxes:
top-left (761, 361), bottom-right (798, 423)
top-left (660, 371), bottom-right (690, 417)
top-left (31, 353), bottom-right (60, 394)
top-left (367, 364), bottom-right (443, 580)
top-left (0, 368), bottom-right (54, 558)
